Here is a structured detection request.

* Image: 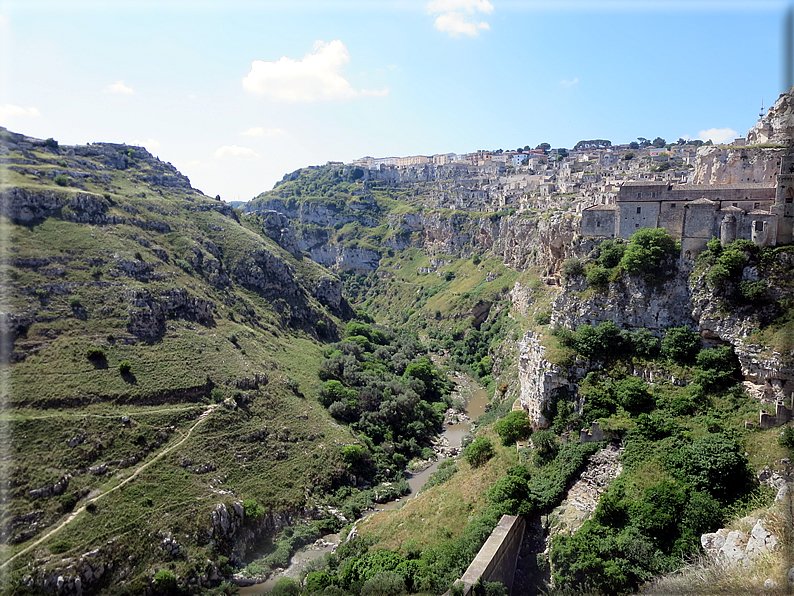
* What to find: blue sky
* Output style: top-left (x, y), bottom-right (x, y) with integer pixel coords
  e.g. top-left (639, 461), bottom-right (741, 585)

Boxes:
top-left (0, 0), bottom-right (790, 201)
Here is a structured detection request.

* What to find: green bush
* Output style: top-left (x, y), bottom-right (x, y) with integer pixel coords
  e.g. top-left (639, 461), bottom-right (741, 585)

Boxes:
top-left (586, 266), bottom-right (610, 291)
top-left (153, 569), bottom-right (178, 594)
top-left (493, 410), bottom-right (533, 446)
top-left (85, 347), bottom-right (105, 361)
top-left (242, 499), bottom-right (265, 521)
top-left (54, 174), bottom-right (69, 186)
top-left (68, 295), bottom-right (82, 307)
top-left (561, 258), bottom-right (585, 280)
top-left (619, 228), bottom-right (677, 275)
top-left (660, 327), bottom-right (700, 364)
top-left (779, 426), bottom-right (794, 450)
top-left (270, 577), bottom-right (300, 596)
top-left (464, 437), bottom-right (495, 468)
top-left (360, 571), bottom-right (406, 596)
top-left (739, 280), bottom-right (768, 303)
top-left (596, 239), bottom-right (625, 269)
top-left (118, 360), bottom-right (132, 374)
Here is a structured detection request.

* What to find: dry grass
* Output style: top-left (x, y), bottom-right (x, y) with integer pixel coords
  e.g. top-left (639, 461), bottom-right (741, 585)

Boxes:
top-left (356, 429), bottom-right (517, 551)
top-left (642, 497), bottom-right (794, 595)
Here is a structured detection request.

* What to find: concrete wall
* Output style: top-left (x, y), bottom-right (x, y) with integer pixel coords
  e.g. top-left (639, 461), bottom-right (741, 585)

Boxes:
top-left (455, 515), bottom-right (526, 596)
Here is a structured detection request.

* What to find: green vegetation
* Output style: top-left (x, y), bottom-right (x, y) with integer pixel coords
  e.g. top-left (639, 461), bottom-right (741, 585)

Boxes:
top-left (493, 410), bottom-right (532, 446)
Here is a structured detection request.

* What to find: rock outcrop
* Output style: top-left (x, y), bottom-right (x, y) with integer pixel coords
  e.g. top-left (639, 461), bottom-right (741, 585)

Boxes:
top-left (746, 85), bottom-right (794, 145)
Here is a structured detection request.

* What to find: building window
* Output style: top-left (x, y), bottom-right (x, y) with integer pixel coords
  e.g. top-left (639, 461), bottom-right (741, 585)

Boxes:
top-left (786, 187), bottom-right (793, 203)
top-left (637, 192), bottom-right (642, 198)
top-left (635, 223), bottom-right (639, 228)
top-left (732, 203), bottom-right (738, 207)
top-left (755, 221), bottom-right (764, 232)
top-left (636, 207), bottom-right (641, 214)
top-left (596, 221), bottom-right (600, 227)
top-left (670, 203), bottom-right (676, 208)
top-left (754, 202), bottom-right (760, 209)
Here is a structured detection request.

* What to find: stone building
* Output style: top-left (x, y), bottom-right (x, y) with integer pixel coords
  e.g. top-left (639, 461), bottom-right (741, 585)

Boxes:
top-left (581, 150), bottom-right (794, 257)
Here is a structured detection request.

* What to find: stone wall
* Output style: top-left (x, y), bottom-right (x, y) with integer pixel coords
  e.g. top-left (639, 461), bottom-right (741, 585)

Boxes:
top-left (517, 332), bottom-right (573, 428)
top-left (455, 515), bottom-right (526, 596)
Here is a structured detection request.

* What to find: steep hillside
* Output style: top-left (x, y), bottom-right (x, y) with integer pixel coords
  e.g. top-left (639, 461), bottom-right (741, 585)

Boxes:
top-left (0, 129), bottom-right (373, 595)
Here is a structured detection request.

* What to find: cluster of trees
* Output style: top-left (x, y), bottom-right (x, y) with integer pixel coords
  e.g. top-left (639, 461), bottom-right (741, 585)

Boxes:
top-left (426, 311), bottom-right (510, 385)
top-left (699, 238), bottom-right (773, 310)
top-left (562, 229), bottom-right (679, 289)
top-left (316, 321), bottom-right (452, 478)
top-left (551, 431), bottom-right (753, 594)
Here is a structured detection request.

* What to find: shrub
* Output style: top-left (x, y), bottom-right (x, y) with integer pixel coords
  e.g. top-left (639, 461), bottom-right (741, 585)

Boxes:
top-left (175, 259), bottom-right (193, 273)
top-left (739, 280), bottom-right (768, 303)
top-left (270, 578), bottom-right (300, 596)
top-left (717, 248), bottom-right (748, 277)
top-left (44, 137), bottom-right (59, 149)
top-left (68, 295), bottom-right (82, 307)
top-left (54, 174), bottom-right (69, 187)
top-left (153, 569), bottom-right (178, 594)
top-left (534, 310), bottom-right (551, 325)
top-left (779, 426), bottom-right (794, 450)
top-left (464, 437), bottom-right (494, 468)
top-left (620, 228), bottom-right (677, 274)
top-left (118, 360), bottom-right (132, 374)
top-left (494, 411), bottom-right (533, 446)
top-left (242, 499), bottom-right (265, 522)
top-left (85, 347), bottom-right (105, 361)
top-left (561, 258), bottom-right (585, 280)
top-left (596, 239), bottom-right (625, 269)
top-left (360, 571), bottom-right (406, 596)
top-left (586, 266), bottom-right (610, 291)
top-left (660, 327), bottom-right (700, 364)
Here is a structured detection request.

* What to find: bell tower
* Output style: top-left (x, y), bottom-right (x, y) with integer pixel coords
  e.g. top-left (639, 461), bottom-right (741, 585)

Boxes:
top-left (773, 149), bottom-right (794, 244)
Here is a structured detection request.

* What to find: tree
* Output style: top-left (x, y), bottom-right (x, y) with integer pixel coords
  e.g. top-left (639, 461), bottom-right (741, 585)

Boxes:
top-left (561, 258), bottom-right (585, 280)
top-left (637, 137), bottom-right (651, 148)
top-left (487, 475), bottom-right (532, 515)
top-left (629, 141), bottom-right (640, 150)
top-left (619, 228), bottom-right (677, 275)
top-left (661, 327), bottom-right (700, 364)
top-left (464, 437), bottom-right (494, 467)
top-left (535, 142), bottom-right (551, 152)
top-left (270, 578), bottom-right (301, 596)
top-left (685, 434), bottom-right (753, 502)
top-left (652, 137), bottom-right (666, 148)
top-left (494, 411), bottom-right (533, 446)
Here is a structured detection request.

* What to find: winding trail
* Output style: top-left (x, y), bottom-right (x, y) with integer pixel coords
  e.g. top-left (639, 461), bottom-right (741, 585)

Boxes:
top-left (0, 403), bottom-right (219, 570)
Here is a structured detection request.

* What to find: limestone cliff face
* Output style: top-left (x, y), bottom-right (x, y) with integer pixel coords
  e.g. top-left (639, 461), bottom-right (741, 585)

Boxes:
top-left (746, 85), bottom-right (794, 145)
top-left (549, 269), bottom-right (695, 334)
top-left (691, 146), bottom-right (785, 186)
top-left (517, 332), bottom-right (573, 428)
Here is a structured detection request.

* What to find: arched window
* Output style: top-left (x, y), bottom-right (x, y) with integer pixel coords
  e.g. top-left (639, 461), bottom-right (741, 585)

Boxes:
top-left (786, 187), bottom-right (793, 204)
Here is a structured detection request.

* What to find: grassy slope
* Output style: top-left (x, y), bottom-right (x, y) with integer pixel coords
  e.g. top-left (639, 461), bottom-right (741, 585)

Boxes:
top-left (0, 142), bottom-right (360, 588)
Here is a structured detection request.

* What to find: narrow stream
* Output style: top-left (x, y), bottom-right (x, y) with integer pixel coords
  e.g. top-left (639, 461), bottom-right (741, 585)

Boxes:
top-left (238, 379), bottom-right (489, 594)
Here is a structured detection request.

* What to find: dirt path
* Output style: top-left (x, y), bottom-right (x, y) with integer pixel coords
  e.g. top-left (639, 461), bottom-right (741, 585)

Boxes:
top-left (0, 403), bottom-right (219, 570)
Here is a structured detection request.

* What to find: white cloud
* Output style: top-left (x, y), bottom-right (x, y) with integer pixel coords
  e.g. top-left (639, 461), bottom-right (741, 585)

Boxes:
top-left (0, 104), bottom-right (40, 123)
top-left (242, 40), bottom-right (388, 103)
top-left (427, 0), bottom-right (494, 14)
top-left (697, 127), bottom-right (739, 144)
top-left (104, 80), bottom-right (134, 95)
top-left (131, 138), bottom-right (161, 150)
top-left (240, 126), bottom-right (285, 138)
top-left (560, 77), bottom-right (579, 87)
top-left (428, 0), bottom-right (493, 37)
top-left (214, 145), bottom-right (259, 159)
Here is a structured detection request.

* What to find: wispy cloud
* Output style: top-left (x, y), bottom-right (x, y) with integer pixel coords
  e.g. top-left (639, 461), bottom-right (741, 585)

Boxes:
top-left (560, 77), bottom-right (579, 87)
top-left (428, 0), bottom-right (494, 37)
top-left (697, 127), bottom-right (739, 144)
top-left (131, 138), bottom-right (161, 150)
top-left (240, 126), bottom-right (284, 138)
top-left (214, 145), bottom-right (260, 159)
top-left (0, 104), bottom-right (40, 124)
top-left (242, 40), bottom-right (388, 103)
top-left (104, 80), bottom-right (134, 95)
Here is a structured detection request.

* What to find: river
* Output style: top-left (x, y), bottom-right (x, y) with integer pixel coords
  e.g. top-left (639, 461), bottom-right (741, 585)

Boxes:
top-left (237, 378), bottom-right (489, 594)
